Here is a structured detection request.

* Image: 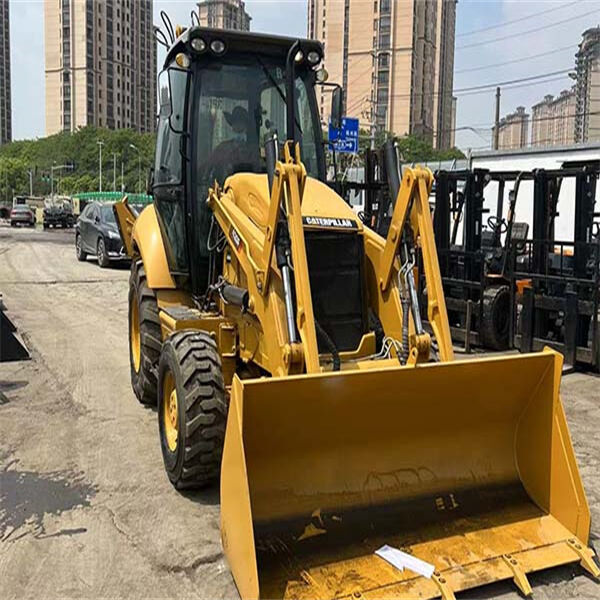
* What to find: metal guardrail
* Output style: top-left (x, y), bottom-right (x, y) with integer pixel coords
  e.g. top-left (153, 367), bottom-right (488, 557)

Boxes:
top-left (72, 192), bottom-right (153, 204)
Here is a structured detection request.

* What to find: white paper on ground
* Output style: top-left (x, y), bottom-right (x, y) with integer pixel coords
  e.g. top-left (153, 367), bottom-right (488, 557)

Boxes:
top-left (375, 544), bottom-right (435, 578)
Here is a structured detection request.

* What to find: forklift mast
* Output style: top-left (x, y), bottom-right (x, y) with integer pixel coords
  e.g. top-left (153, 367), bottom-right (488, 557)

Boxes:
top-left (574, 168), bottom-right (597, 278)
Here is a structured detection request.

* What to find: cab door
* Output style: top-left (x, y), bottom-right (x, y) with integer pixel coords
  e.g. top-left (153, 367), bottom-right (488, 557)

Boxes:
top-left (152, 67), bottom-right (190, 281)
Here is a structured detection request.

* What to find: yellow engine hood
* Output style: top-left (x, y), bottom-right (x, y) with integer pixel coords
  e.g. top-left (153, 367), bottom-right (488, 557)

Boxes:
top-left (225, 173), bottom-right (361, 232)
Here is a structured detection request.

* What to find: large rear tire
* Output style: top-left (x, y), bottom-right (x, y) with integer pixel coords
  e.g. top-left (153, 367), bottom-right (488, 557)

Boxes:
top-left (480, 284), bottom-right (511, 351)
top-left (129, 260), bottom-right (162, 405)
top-left (158, 330), bottom-right (228, 489)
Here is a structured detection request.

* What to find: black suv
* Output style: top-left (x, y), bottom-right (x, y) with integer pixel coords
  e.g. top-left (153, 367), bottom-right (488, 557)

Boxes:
top-left (75, 202), bottom-right (127, 267)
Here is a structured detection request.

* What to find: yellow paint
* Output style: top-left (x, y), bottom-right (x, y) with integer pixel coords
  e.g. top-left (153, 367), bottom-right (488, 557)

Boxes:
top-left (113, 198), bottom-right (137, 257)
top-left (162, 370), bottom-right (178, 452)
top-left (120, 148), bottom-right (595, 598)
top-left (221, 350), bottom-right (596, 599)
top-left (130, 293), bottom-right (141, 373)
top-left (132, 205), bottom-right (176, 289)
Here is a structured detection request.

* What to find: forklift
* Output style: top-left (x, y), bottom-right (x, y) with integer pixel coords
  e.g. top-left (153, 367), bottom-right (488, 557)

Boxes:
top-left (431, 168), bottom-right (529, 350)
top-left (511, 163), bottom-right (600, 370)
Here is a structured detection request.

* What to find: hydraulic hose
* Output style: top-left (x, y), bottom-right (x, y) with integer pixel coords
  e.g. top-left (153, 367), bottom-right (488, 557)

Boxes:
top-left (401, 297), bottom-right (410, 365)
top-left (315, 320), bottom-right (340, 372)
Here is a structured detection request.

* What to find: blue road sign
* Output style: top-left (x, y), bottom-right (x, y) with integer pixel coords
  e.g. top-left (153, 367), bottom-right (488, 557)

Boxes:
top-left (328, 117), bottom-right (359, 154)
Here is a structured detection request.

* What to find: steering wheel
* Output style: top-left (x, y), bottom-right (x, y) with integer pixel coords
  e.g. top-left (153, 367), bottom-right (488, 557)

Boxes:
top-left (202, 142), bottom-right (262, 186)
top-left (487, 215), bottom-right (508, 234)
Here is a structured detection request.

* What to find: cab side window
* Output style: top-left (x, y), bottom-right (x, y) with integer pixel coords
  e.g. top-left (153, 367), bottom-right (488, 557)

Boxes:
top-left (154, 68), bottom-right (189, 273)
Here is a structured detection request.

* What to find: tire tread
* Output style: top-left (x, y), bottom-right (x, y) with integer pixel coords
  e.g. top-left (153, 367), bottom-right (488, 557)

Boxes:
top-left (159, 330), bottom-right (228, 489)
top-left (129, 261), bottom-right (162, 405)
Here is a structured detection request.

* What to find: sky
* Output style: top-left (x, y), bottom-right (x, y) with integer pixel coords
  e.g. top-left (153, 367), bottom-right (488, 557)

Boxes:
top-left (7, 0), bottom-right (600, 151)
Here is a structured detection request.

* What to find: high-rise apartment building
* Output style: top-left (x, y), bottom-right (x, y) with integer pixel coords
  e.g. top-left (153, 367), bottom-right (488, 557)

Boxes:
top-left (197, 0), bottom-right (251, 31)
top-left (432, 1), bottom-right (456, 149)
top-left (531, 90), bottom-right (576, 147)
top-left (45, 0), bottom-right (156, 136)
top-left (307, 0), bottom-right (457, 149)
top-left (574, 27), bottom-right (600, 143)
top-left (0, 0), bottom-right (11, 145)
top-left (492, 106), bottom-right (529, 151)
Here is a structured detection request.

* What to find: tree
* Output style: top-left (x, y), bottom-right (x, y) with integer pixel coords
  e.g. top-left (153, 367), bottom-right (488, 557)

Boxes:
top-left (0, 126), bottom-right (156, 200)
top-left (0, 157), bottom-right (29, 202)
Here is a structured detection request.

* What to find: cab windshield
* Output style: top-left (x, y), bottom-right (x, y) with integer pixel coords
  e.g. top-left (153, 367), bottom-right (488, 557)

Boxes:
top-left (193, 55), bottom-right (323, 192)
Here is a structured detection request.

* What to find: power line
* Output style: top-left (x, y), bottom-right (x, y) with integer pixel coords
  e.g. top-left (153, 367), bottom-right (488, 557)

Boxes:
top-left (346, 73), bottom-right (572, 117)
top-left (446, 110), bottom-right (600, 135)
top-left (383, 72), bottom-right (572, 101)
top-left (455, 45), bottom-right (575, 75)
top-left (455, 75), bottom-right (571, 97)
top-left (346, 94), bottom-right (370, 114)
top-left (456, 8), bottom-right (599, 50)
top-left (457, 1), bottom-right (579, 37)
top-left (455, 68), bottom-right (572, 93)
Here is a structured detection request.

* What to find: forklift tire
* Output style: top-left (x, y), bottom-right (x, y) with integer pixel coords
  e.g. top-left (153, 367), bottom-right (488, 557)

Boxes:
top-left (158, 330), bottom-right (228, 489)
top-left (480, 284), bottom-right (511, 351)
top-left (129, 260), bottom-right (162, 405)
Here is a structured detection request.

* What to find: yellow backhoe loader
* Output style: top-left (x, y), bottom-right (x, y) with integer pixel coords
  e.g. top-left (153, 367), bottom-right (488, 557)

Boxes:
top-left (115, 25), bottom-right (599, 600)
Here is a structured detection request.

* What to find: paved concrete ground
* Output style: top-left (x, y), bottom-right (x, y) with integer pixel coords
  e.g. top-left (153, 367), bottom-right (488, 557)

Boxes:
top-left (0, 225), bottom-right (599, 599)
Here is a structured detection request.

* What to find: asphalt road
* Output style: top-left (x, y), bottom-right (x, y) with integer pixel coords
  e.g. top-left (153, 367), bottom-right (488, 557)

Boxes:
top-left (0, 225), bottom-right (599, 599)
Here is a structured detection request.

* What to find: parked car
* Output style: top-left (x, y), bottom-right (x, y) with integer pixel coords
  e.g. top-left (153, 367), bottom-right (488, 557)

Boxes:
top-left (10, 206), bottom-right (36, 227)
top-left (43, 199), bottom-right (75, 229)
top-left (75, 202), bottom-right (127, 267)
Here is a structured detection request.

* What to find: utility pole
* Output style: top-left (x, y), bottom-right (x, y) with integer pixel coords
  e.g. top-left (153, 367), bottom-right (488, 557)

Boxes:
top-left (494, 87), bottom-right (501, 150)
top-left (27, 170), bottom-right (33, 197)
top-left (97, 140), bottom-right (104, 192)
top-left (121, 158), bottom-right (125, 193)
top-left (113, 153), bottom-right (117, 191)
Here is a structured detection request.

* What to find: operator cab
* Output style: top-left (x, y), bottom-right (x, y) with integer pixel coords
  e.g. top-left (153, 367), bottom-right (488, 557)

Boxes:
top-left (153, 27), bottom-right (330, 294)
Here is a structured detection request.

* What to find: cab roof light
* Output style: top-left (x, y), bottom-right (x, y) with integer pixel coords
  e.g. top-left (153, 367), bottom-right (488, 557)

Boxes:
top-left (210, 39), bottom-right (226, 55)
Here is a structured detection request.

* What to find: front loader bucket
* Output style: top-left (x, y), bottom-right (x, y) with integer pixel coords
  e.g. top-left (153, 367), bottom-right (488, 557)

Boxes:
top-left (221, 350), bottom-right (598, 600)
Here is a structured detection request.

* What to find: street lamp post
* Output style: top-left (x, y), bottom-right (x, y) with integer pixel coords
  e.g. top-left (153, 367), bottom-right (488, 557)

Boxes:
top-left (50, 162), bottom-right (56, 197)
top-left (129, 144), bottom-right (141, 194)
top-left (27, 170), bottom-right (33, 197)
top-left (121, 158), bottom-right (125, 193)
top-left (97, 140), bottom-right (104, 192)
top-left (113, 153), bottom-right (117, 192)
top-left (50, 164), bottom-right (74, 198)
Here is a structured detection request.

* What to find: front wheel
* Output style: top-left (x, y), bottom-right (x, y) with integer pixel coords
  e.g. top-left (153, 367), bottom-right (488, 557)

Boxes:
top-left (97, 238), bottom-right (110, 268)
top-left (158, 330), bottom-right (228, 489)
top-left (76, 234), bottom-right (87, 261)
